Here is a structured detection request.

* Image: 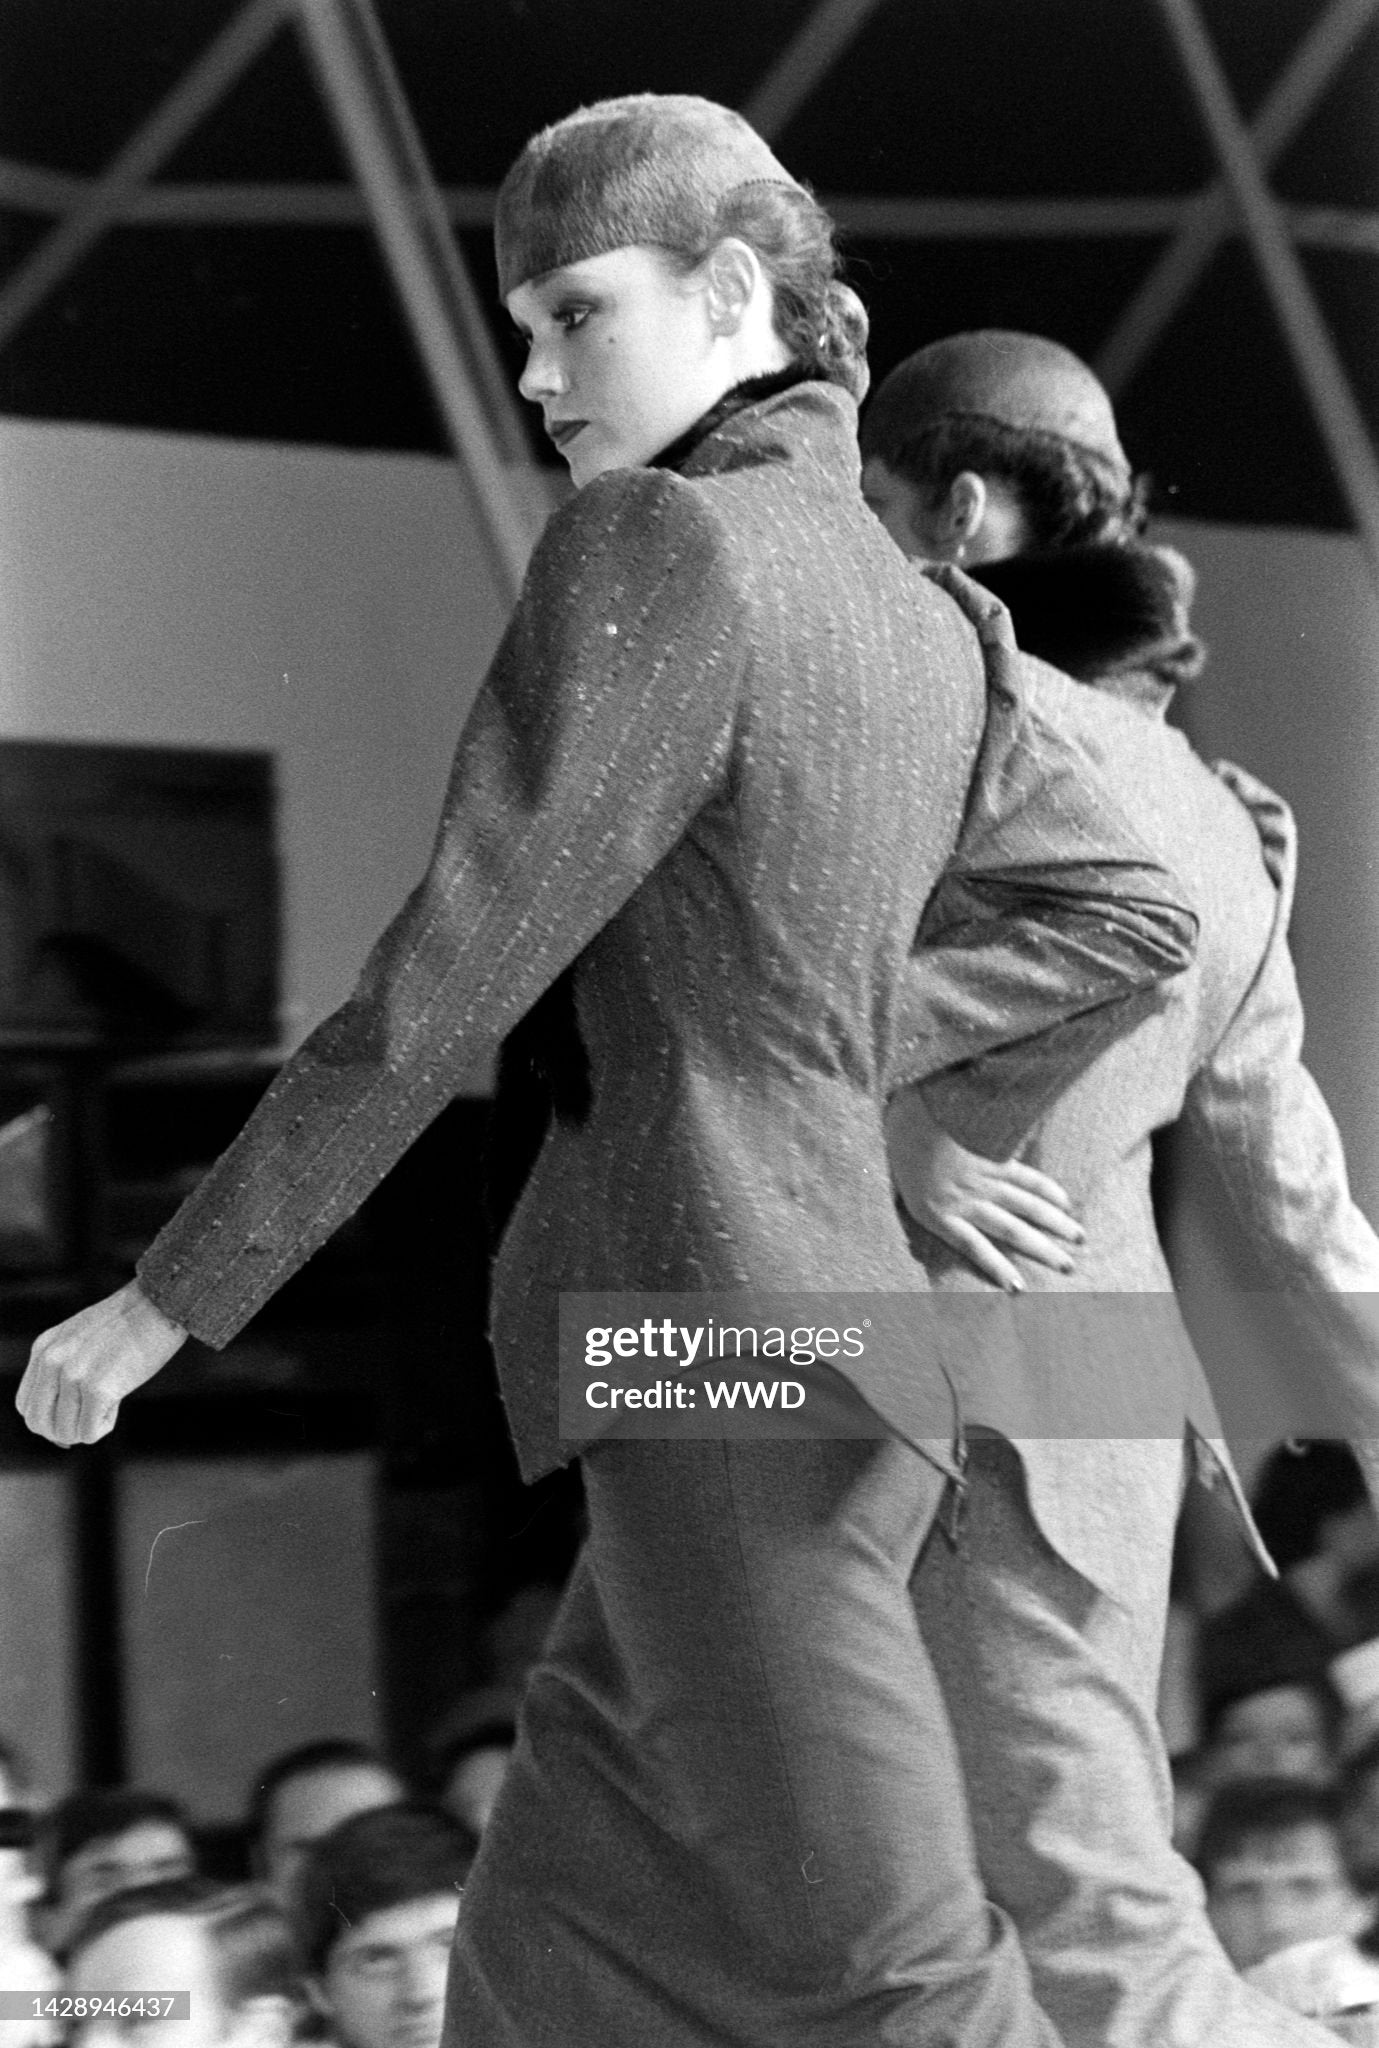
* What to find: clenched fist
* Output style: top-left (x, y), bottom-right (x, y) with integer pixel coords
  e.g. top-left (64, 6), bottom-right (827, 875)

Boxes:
top-left (16, 1282), bottom-right (187, 1446)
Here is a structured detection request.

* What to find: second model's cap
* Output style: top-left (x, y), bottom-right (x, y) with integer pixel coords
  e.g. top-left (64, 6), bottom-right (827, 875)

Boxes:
top-left (865, 329), bottom-right (1130, 475)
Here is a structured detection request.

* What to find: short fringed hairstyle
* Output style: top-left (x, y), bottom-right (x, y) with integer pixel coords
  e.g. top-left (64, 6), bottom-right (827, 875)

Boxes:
top-left (1195, 1777), bottom-right (1343, 1888)
top-left (296, 1803), bottom-right (474, 1973)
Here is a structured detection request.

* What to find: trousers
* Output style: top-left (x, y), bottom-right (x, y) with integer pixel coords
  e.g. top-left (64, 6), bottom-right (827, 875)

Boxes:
top-left (444, 1433), bottom-right (1336, 2046)
top-left (924, 1433), bottom-right (1337, 2047)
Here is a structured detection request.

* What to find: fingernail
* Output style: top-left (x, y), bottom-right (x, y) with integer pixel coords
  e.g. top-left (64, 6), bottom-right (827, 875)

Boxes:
top-left (1059, 1256), bottom-right (1075, 1273)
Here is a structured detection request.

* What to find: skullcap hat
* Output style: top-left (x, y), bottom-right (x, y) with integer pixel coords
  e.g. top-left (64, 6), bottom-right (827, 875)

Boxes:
top-left (495, 93), bottom-right (805, 298)
top-left (866, 329), bottom-right (1130, 476)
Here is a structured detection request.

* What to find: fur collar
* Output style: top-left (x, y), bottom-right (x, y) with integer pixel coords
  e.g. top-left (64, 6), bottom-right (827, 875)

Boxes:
top-left (651, 365), bottom-right (826, 474)
top-left (973, 542), bottom-right (1205, 697)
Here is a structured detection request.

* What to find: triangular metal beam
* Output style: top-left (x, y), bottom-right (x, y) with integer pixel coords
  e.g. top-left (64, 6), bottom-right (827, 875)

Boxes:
top-left (0, 0), bottom-right (293, 353)
top-left (1154, 0), bottom-right (1379, 588)
top-left (1099, 0), bottom-right (1379, 395)
top-left (741, 0), bottom-right (887, 142)
top-left (293, 0), bottom-right (539, 599)
top-left (6, 159), bottom-right (1379, 261)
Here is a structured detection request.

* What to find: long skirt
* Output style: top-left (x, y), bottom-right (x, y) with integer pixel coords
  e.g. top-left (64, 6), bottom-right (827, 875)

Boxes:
top-left (444, 1435), bottom-right (1056, 2046)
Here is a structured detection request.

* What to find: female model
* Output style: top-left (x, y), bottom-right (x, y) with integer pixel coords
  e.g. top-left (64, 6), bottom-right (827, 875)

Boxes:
top-left (20, 105), bottom-right (1193, 2045)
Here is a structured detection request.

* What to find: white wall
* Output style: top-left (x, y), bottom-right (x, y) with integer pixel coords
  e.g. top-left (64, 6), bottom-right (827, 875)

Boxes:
top-left (0, 418), bottom-right (514, 1047)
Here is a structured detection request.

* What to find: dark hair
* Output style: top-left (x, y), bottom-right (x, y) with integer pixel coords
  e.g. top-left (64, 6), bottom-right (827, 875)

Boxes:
top-left (1196, 1777), bottom-right (1343, 1887)
top-left (0, 1808), bottom-right (33, 1850)
top-left (857, 410), bottom-right (1147, 551)
top-left (295, 1803), bottom-right (475, 1973)
top-left (1250, 1441), bottom-right (1368, 1571)
top-left (247, 1740), bottom-right (400, 1845)
top-left (666, 181), bottom-right (869, 403)
top-left (435, 1722), bottom-right (516, 1785)
top-left (46, 1789), bottom-right (192, 1882)
top-left (1201, 1665), bottom-right (1346, 1755)
top-left (1342, 1729), bottom-right (1379, 1795)
top-left (68, 1877), bottom-right (305, 2012)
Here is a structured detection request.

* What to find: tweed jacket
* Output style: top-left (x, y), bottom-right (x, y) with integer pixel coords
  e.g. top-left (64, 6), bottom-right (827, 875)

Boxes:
top-left (907, 545), bottom-right (1379, 1603)
top-left (138, 387), bottom-right (1195, 1480)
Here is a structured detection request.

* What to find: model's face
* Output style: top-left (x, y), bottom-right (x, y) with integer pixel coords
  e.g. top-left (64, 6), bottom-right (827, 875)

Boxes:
top-left (1207, 1824), bottom-right (1363, 1970)
top-left (261, 1765), bottom-right (403, 1905)
top-left (507, 246), bottom-right (727, 487)
top-left (860, 456), bottom-right (1031, 565)
top-left (1210, 1687), bottom-right (1332, 1784)
top-left (60, 1822), bottom-right (195, 1920)
top-left (322, 1894), bottom-right (461, 2048)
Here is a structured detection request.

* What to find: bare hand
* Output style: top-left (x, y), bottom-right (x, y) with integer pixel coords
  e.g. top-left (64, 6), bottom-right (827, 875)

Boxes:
top-left (16, 1282), bottom-right (187, 1446)
top-left (886, 1087), bottom-right (1083, 1292)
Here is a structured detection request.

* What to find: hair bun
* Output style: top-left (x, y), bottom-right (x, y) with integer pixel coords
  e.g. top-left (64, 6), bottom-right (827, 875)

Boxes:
top-left (814, 281), bottom-right (869, 402)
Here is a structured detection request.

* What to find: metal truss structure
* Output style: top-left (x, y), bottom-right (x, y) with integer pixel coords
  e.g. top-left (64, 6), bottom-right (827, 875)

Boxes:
top-left (2, 0), bottom-right (1377, 590)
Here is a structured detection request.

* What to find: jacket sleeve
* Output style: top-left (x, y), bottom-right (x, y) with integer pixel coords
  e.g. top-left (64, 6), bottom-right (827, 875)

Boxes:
top-left (888, 568), bottom-right (1199, 1155)
top-left (137, 468), bottom-right (744, 1347)
top-left (1175, 760), bottom-right (1379, 1435)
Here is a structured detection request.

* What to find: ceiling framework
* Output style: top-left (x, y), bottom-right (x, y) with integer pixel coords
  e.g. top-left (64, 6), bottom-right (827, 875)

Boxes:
top-left (0, 0), bottom-right (1375, 557)
top-left (293, 0), bottom-right (536, 597)
top-left (0, 0), bottom-right (289, 352)
top-left (741, 0), bottom-right (889, 142)
top-left (5, 160), bottom-right (1379, 252)
top-left (1095, 0), bottom-right (1379, 392)
top-left (1153, 0), bottom-right (1379, 581)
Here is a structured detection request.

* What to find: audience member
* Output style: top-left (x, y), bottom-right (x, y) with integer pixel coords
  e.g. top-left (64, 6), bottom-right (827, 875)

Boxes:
top-left (1248, 1930), bottom-right (1379, 2040)
top-left (296, 1805), bottom-right (474, 2048)
top-left (247, 1742), bottom-right (404, 1909)
top-left (41, 1789), bottom-right (196, 1956)
top-left (1199, 1651), bottom-right (1344, 1787)
top-left (1198, 1777), bottom-right (1368, 1972)
top-left (1200, 1447), bottom-right (1379, 1709)
top-left (1332, 1639), bottom-right (1379, 1766)
top-left (1253, 1444), bottom-right (1379, 1642)
top-left (65, 1877), bottom-right (303, 2048)
top-left (429, 1688), bottom-right (518, 1839)
top-left (0, 1808), bottom-right (59, 2047)
top-left (1340, 1732), bottom-right (1379, 1899)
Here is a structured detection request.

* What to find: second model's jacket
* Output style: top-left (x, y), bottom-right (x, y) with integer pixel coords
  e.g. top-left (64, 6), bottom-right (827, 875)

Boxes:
top-left (907, 543), bottom-right (1379, 1601)
top-left (137, 387), bottom-right (1195, 1479)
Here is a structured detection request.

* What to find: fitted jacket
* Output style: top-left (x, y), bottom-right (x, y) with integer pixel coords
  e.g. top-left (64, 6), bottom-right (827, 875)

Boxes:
top-left (907, 545), bottom-right (1379, 1600)
top-left (138, 388), bottom-right (1196, 1478)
